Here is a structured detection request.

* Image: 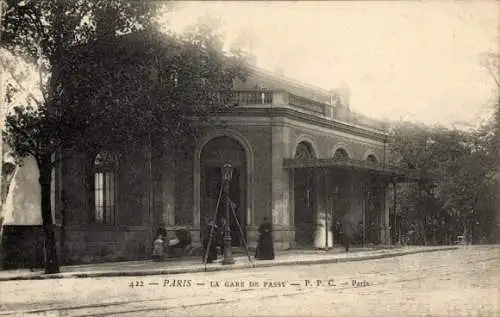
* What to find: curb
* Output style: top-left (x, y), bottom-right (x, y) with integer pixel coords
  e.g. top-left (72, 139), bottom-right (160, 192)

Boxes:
top-left (0, 247), bottom-right (458, 282)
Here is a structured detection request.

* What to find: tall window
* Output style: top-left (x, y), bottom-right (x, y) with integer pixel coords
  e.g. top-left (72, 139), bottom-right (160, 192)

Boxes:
top-left (94, 151), bottom-right (117, 224)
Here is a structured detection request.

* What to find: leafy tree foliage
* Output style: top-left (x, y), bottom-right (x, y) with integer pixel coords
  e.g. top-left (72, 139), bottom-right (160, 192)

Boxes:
top-left (1, 0), bottom-right (162, 274)
top-left (482, 53), bottom-right (500, 243)
top-left (53, 30), bottom-right (247, 155)
top-left (1, 0), bottom-right (248, 273)
top-left (388, 52), bottom-right (500, 244)
top-left (390, 121), bottom-right (497, 244)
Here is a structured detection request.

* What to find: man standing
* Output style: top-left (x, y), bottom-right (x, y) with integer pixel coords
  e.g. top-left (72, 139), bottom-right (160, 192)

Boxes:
top-left (341, 213), bottom-right (356, 252)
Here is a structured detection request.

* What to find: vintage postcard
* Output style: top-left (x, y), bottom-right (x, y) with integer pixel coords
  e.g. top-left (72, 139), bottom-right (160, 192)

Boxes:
top-left (0, 1), bottom-right (499, 316)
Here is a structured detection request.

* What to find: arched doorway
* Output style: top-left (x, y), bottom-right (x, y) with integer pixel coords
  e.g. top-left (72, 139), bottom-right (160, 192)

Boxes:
top-left (332, 147), bottom-right (351, 228)
top-left (294, 141), bottom-right (316, 246)
top-left (200, 136), bottom-right (247, 246)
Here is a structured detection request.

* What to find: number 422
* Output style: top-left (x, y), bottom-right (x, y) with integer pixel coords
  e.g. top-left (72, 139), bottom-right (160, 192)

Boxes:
top-left (129, 281), bottom-right (144, 287)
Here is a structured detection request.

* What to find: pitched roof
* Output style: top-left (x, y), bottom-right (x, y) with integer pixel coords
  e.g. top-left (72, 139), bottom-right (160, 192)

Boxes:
top-left (245, 63), bottom-right (337, 102)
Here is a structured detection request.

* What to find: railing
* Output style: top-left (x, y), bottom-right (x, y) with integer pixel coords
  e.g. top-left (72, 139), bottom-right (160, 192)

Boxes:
top-left (223, 90), bottom-right (385, 132)
top-left (288, 93), bottom-right (326, 115)
top-left (229, 90), bottom-right (273, 105)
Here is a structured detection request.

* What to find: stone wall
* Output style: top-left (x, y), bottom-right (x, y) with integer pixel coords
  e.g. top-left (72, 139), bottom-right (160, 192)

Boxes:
top-left (58, 111), bottom-right (389, 262)
top-left (62, 226), bottom-right (151, 264)
top-left (59, 145), bottom-right (153, 264)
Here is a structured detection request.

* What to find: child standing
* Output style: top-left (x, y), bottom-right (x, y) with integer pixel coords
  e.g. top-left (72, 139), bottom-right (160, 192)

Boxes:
top-left (152, 234), bottom-right (165, 262)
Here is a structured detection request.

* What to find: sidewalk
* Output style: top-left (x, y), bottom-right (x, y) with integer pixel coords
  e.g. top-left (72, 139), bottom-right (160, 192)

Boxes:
top-left (0, 245), bottom-right (457, 282)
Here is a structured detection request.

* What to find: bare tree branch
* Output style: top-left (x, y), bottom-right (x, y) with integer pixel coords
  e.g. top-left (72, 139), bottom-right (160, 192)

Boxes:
top-left (0, 57), bottom-right (43, 107)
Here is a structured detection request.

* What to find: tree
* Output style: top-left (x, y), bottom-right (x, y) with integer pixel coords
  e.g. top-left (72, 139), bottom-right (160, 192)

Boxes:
top-left (1, 1), bottom-right (248, 273)
top-left (481, 51), bottom-right (500, 243)
top-left (1, 0), bottom-right (163, 274)
top-left (390, 121), bottom-right (496, 244)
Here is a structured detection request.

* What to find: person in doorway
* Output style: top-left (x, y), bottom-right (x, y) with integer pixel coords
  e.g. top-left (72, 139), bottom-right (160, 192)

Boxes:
top-left (202, 218), bottom-right (218, 263)
top-left (255, 217), bottom-right (275, 260)
top-left (341, 213), bottom-right (356, 252)
top-left (333, 218), bottom-right (342, 244)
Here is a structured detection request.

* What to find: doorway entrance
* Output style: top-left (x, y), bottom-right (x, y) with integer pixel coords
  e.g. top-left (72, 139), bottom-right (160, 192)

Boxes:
top-left (200, 137), bottom-right (247, 246)
top-left (365, 181), bottom-right (382, 245)
top-left (293, 141), bottom-right (316, 246)
top-left (294, 168), bottom-right (315, 246)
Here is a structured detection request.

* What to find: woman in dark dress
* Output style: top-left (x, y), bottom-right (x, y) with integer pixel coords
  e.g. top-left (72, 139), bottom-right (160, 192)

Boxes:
top-left (255, 217), bottom-right (275, 260)
top-left (202, 218), bottom-right (218, 263)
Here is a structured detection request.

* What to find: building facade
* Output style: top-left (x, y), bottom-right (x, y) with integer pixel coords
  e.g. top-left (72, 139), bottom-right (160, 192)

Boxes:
top-left (53, 64), bottom-right (417, 264)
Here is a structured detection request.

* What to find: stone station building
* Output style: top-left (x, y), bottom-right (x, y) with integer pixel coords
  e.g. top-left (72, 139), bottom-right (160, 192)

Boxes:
top-left (52, 63), bottom-right (422, 264)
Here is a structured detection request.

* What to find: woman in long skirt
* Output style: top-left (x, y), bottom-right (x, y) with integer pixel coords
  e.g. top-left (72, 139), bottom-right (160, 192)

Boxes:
top-left (255, 217), bottom-right (275, 260)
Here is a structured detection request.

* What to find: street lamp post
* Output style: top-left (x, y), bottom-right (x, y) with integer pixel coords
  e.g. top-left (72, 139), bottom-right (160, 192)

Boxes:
top-left (221, 163), bottom-right (235, 265)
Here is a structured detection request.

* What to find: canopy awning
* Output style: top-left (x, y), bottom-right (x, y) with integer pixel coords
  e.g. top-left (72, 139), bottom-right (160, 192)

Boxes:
top-left (283, 158), bottom-right (434, 182)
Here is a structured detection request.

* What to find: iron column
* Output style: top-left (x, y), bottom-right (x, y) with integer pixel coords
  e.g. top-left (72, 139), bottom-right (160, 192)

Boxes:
top-left (221, 163), bottom-right (235, 265)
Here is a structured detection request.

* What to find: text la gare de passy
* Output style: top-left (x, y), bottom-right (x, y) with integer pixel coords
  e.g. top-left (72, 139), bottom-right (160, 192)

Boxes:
top-left (129, 279), bottom-right (371, 288)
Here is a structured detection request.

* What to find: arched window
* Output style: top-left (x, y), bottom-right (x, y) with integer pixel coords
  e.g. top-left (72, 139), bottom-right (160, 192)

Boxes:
top-left (295, 142), bottom-right (314, 160)
top-left (333, 148), bottom-right (349, 161)
top-left (366, 154), bottom-right (378, 164)
top-left (94, 151), bottom-right (118, 224)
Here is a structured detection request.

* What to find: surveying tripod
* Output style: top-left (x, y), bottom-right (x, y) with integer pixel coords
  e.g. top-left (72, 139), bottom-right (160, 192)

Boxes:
top-left (203, 182), bottom-right (254, 268)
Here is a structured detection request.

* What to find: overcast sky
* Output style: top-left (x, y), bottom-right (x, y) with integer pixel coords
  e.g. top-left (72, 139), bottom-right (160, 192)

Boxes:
top-left (161, 1), bottom-right (499, 128)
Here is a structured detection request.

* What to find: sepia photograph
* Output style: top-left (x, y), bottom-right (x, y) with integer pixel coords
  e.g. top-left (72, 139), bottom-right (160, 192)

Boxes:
top-left (0, 1), bottom-right (499, 316)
